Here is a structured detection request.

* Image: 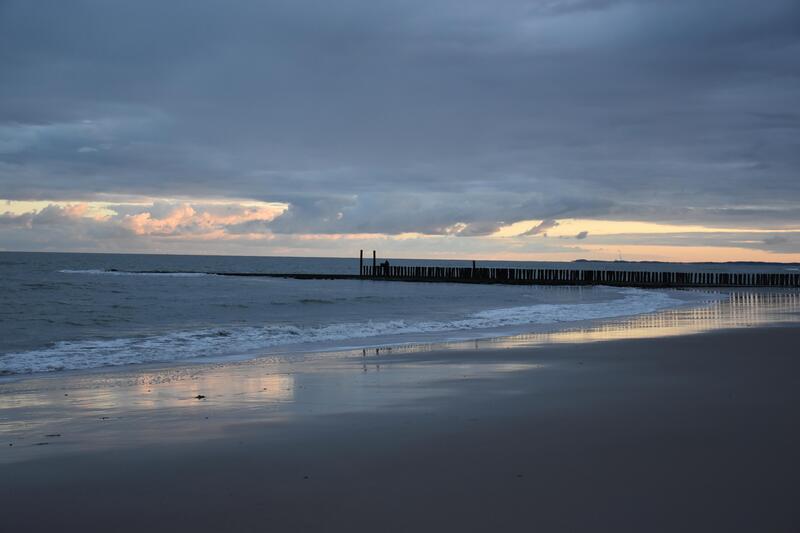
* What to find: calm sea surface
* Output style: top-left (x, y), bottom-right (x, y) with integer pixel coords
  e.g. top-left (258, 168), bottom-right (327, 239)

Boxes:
top-left (3, 252), bottom-right (794, 375)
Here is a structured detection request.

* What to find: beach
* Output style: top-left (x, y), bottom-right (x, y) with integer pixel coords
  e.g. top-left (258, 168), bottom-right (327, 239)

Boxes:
top-left (5, 2), bottom-right (800, 530)
top-left (4, 1), bottom-right (799, 528)
top-left (2, 312), bottom-right (800, 531)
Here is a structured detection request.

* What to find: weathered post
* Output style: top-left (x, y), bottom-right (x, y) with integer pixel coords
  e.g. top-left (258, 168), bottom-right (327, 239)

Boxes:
top-left (372, 250), bottom-right (376, 276)
top-left (359, 249), bottom-right (363, 277)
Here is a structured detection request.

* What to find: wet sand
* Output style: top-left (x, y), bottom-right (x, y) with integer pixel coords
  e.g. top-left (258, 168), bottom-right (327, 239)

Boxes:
top-left (2, 323), bottom-right (800, 532)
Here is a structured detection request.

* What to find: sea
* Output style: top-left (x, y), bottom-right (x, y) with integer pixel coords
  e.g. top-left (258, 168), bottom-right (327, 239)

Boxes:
top-left (2, 251), bottom-right (796, 376)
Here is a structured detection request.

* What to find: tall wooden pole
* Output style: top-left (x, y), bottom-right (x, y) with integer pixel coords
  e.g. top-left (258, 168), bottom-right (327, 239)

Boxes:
top-left (359, 250), bottom-right (363, 276)
top-left (373, 250), bottom-right (376, 275)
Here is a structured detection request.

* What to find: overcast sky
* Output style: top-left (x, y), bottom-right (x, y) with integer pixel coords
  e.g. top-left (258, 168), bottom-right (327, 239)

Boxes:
top-left (1, 0), bottom-right (799, 260)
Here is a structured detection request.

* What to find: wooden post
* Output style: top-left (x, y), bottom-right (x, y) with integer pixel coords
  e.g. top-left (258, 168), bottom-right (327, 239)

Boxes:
top-left (372, 250), bottom-right (376, 276)
top-left (359, 250), bottom-right (363, 276)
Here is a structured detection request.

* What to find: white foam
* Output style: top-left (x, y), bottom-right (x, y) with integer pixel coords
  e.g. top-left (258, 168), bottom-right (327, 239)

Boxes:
top-left (1, 288), bottom-right (702, 375)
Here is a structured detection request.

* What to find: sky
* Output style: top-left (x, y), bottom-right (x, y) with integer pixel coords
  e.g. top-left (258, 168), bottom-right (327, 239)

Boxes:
top-left (1, 0), bottom-right (799, 261)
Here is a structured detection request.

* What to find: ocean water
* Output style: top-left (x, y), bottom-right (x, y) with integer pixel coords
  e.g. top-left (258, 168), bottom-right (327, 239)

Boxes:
top-left (1, 251), bottom-right (778, 376)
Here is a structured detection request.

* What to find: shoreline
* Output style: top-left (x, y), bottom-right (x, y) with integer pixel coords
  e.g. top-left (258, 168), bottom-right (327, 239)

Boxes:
top-left (1, 288), bottom-right (799, 454)
top-left (1, 287), bottom-right (796, 384)
top-left (2, 283), bottom-right (709, 377)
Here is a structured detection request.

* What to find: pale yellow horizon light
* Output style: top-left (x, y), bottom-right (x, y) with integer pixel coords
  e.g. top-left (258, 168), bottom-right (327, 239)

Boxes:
top-left (495, 218), bottom-right (800, 238)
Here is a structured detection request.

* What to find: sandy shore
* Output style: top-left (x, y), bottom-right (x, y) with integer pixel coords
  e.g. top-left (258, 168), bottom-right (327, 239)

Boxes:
top-left (2, 319), bottom-right (800, 532)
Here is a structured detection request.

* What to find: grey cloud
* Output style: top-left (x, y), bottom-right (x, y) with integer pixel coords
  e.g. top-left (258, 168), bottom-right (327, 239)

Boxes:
top-left (264, 193), bottom-right (610, 236)
top-left (454, 221), bottom-right (506, 237)
top-left (556, 230), bottom-right (589, 239)
top-left (762, 235), bottom-right (788, 245)
top-left (0, 212), bottom-right (33, 227)
top-left (520, 219), bottom-right (560, 237)
top-left (0, 0), bottom-right (799, 239)
top-left (0, 205), bottom-right (85, 228)
top-left (758, 234), bottom-right (800, 253)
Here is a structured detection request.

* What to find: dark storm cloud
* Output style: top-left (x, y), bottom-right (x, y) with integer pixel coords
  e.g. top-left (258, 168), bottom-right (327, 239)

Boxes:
top-left (1, 0), bottom-right (799, 235)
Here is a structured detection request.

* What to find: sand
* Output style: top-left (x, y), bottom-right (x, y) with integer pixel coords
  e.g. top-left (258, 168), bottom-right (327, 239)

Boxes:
top-left (1, 324), bottom-right (800, 532)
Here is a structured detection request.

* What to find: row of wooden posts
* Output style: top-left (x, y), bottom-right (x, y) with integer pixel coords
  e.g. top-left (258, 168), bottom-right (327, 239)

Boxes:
top-left (358, 251), bottom-right (800, 288)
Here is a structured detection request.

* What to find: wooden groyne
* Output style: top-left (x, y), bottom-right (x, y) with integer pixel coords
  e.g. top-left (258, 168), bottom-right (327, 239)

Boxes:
top-left (116, 255), bottom-right (800, 288)
top-left (357, 264), bottom-right (800, 288)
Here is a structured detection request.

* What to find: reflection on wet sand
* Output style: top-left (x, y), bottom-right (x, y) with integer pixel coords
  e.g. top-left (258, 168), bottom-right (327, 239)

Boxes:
top-left (370, 290), bottom-right (800, 355)
top-left (508, 289), bottom-right (800, 346)
top-left (0, 370), bottom-right (298, 456)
